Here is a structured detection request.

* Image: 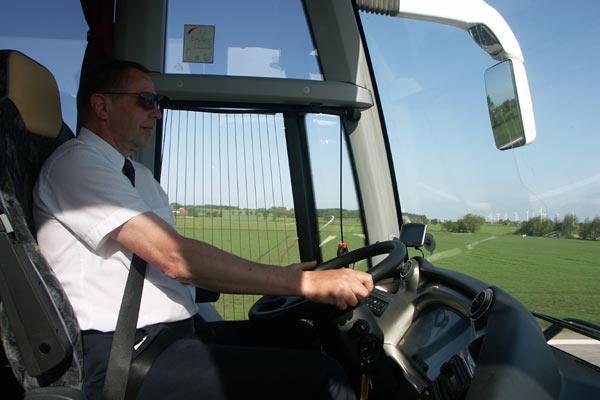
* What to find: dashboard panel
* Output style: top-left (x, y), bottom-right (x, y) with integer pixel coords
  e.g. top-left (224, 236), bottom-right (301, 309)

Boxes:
top-left (398, 306), bottom-right (473, 382)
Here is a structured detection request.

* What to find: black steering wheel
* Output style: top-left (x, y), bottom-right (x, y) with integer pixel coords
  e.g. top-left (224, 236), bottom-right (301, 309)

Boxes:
top-left (248, 240), bottom-right (407, 322)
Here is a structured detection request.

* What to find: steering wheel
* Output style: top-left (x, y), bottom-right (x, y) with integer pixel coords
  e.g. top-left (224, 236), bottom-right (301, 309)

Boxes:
top-left (248, 240), bottom-right (407, 322)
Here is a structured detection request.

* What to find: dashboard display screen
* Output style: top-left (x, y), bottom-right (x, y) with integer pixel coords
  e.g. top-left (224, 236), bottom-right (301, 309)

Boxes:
top-left (398, 307), bottom-right (472, 381)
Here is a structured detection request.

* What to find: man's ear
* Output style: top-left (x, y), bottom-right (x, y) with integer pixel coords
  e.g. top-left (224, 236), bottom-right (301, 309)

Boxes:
top-left (90, 93), bottom-right (109, 120)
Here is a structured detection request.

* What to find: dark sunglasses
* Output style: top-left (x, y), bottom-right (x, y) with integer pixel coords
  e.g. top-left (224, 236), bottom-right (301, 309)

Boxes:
top-left (101, 91), bottom-right (160, 110)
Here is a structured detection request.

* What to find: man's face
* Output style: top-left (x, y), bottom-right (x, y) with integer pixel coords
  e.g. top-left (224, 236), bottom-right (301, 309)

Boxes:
top-left (105, 68), bottom-right (162, 156)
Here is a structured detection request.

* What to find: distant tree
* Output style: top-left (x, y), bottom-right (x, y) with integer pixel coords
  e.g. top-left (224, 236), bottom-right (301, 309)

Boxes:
top-left (557, 214), bottom-right (579, 237)
top-left (461, 214), bottom-right (486, 233)
top-left (441, 214), bottom-right (485, 233)
top-left (517, 216), bottom-right (555, 237)
top-left (404, 213), bottom-right (429, 224)
top-left (269, 206), bottom-right (290, 220)
top-left (441, 220), bottom-right (458, 232)
top-left (580, 217), bottom-right (600, 240)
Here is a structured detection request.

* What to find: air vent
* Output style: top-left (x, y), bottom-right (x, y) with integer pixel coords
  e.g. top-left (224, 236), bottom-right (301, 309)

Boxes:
top-left (470, 288), bottom-right (494, 320)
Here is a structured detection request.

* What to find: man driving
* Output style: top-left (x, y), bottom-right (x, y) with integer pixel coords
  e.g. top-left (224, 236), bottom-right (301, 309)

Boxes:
top-left (33, 59), bottom-right (373, 399)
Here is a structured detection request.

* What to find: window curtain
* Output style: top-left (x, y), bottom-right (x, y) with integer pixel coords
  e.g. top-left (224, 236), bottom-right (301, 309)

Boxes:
top-left (78, 0), bottom-right (115, 130)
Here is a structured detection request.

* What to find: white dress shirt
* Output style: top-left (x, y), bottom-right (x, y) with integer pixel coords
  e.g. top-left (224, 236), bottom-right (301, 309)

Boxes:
top-left (33, 128), bottom-right (197, 332)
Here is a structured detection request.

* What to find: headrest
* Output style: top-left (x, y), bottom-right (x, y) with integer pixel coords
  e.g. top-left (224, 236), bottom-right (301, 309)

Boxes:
top-left (0, 50), bottom-right (63, 138)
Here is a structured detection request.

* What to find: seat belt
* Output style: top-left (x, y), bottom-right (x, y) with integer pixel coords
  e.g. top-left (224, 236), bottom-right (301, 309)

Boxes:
top-left (102, 159), bottom-right (146, 400)
top-left (101, 254), bottom-right (146, 400)
top-left (102, 159), bottom-right (195, 399)
top-left (125, 318), bottom-right (195, 399)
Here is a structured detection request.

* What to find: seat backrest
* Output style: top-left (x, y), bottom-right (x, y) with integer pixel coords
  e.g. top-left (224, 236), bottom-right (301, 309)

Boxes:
top-left (0, 49), bottom-right (82, 391)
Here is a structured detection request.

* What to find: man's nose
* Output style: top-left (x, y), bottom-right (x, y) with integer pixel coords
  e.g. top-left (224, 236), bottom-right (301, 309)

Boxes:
top-left (150, 107), bottom-right (162, 119)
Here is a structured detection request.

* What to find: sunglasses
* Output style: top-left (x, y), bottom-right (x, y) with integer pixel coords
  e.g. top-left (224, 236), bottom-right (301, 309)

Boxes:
top-left (101, 91), bottom-right (160, 110)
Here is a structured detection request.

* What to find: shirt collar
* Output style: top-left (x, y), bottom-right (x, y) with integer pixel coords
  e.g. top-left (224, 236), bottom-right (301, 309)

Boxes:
top-left (77, 127), bottom-right (129, 169)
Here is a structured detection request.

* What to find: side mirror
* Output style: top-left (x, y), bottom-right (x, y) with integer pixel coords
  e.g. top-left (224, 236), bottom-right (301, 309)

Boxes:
top-left (484, 59), bottom-right (536, 150)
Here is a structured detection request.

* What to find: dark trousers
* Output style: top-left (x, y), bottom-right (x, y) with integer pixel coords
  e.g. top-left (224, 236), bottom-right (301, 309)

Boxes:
top-left (82, 319), bottom-right (356, 400)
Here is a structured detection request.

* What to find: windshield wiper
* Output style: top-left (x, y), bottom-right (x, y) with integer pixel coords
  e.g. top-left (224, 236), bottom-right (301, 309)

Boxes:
top-left (532, 311), bottom-right (600, 342)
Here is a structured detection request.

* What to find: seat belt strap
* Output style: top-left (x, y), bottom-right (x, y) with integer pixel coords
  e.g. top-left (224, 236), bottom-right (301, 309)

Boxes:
top-left (101, 254), bottom-right (146, 400)
top-left (125, 318), bottom-right (195, 398)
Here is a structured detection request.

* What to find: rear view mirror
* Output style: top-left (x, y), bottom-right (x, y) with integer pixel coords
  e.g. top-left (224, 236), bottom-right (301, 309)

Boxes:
top-left (484, 59), bottom-right (536, 150)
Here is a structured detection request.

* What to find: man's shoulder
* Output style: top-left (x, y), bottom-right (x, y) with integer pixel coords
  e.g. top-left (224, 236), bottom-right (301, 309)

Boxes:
top-left (44, 138), bottom-right (107, 171)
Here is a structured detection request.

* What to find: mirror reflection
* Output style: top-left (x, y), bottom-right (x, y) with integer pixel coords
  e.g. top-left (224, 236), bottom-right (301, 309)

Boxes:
top-left (485, 60), bottom-right (526, 150)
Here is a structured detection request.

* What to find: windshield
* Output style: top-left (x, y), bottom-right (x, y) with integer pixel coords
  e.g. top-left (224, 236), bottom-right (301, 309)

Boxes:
top-left (1, 0), bottom-right (597, 328)
top-left (360, 1), bottom-right (600, 326)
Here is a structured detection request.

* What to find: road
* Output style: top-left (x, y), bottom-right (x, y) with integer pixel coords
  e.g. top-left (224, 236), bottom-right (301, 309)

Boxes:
top-left (548, 330), bottom-right (600, 366)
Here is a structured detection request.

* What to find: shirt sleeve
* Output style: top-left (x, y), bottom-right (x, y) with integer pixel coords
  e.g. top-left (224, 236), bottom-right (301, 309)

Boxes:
top-left (37, 146), bottom-right (151, 251)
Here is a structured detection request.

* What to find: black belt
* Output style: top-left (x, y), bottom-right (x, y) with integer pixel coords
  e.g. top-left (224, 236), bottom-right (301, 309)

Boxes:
top-left (82, 317), bottom-right (196, 399)
top-left (81, 317), bottom-right (194, 344)
top-left (126, 317), bottom-right (196, 398)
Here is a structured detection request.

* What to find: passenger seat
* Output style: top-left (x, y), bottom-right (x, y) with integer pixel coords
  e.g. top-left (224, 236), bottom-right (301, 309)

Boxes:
top-left (0, 49), bottom-right (83, 399)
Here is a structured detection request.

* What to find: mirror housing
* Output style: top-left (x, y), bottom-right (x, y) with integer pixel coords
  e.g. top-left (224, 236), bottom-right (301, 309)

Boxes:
top-left (484, 59), bottom-right (536, 150)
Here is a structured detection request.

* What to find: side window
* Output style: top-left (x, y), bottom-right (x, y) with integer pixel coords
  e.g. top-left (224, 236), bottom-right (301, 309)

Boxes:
top-left (305, 114), bottom-right (367, 269)
top-left (0, 2), bottom-right (87, 133)
top-left (160, 109), bottom-right (299, 319)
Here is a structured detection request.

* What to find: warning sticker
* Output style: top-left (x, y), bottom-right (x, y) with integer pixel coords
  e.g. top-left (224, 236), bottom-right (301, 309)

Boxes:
top-left (183, 25), bottom-right (215, 63)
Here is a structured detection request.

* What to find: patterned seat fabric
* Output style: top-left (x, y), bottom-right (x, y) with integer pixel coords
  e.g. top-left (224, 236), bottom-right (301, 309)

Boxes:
top-left (0, 50), bottom-right (82, 391)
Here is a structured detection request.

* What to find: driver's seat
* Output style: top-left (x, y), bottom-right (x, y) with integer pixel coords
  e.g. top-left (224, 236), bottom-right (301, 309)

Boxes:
top-left (0, 49), bottom-right (83, 398)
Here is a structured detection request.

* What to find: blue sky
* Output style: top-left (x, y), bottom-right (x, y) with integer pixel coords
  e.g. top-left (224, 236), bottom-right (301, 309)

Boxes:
top-left (359, 0), bottom-right (600, 221)
top-left (1, 0), bottom-right (599, 221)
top-left (488, 0), bottom-right (600, 221)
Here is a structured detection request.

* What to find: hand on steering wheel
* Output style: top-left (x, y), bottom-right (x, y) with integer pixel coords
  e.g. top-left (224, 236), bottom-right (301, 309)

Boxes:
top-left (249, 240), bottom-right (406, 322)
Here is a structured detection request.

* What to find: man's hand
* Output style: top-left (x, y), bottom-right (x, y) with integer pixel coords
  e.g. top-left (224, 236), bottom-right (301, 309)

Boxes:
top-left (288, 262), bottom-right (374, 310)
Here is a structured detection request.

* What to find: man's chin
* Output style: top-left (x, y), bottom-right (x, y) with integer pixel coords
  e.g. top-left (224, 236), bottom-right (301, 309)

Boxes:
top-left (132, 138), bottom-right (151, 152)
top-left (141, 131), bottom-right (153, 143)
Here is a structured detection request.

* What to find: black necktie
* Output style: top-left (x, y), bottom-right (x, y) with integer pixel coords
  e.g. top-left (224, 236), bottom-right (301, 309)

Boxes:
top-left (122, 158), bottom-right (135, 187)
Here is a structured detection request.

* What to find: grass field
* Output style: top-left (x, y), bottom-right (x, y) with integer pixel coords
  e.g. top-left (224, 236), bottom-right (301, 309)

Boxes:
top-left (176, 214), bottom-right (600, 324)
top-left (425, 227), bottom-right (600, 324)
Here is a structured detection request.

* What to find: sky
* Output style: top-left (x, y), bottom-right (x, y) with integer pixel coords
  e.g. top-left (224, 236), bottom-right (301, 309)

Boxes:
top-left (489, 0), bottom-right (600, 222)
top-left (1, 0), bottom-right (599, 222)
top-left (359, 0), bottom-right (600, 221)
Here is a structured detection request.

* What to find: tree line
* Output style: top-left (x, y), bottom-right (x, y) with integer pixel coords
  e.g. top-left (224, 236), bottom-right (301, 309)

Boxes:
top-left (516, 215), bottom-right (600, 240)
top-left (172, 203), bottom-right (600, 240)
top-left (434, 213), bottom-right (600, 240)
top-left (171, 204), bottom-right (363, 220)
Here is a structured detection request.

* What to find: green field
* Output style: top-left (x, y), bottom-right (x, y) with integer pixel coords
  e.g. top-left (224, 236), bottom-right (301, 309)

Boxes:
top-left (176, 215), bottom-right (600, 324)
top-left (425, 226), bottom-right (600, 324)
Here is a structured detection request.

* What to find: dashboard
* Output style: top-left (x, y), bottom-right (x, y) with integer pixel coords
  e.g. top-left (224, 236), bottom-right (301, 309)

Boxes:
top-left (327, 256), bottom-right (600, 400)
top-left (359, 271), bottom-right (484, 398)
top-left (399, 307), bottom-right (474, 382)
